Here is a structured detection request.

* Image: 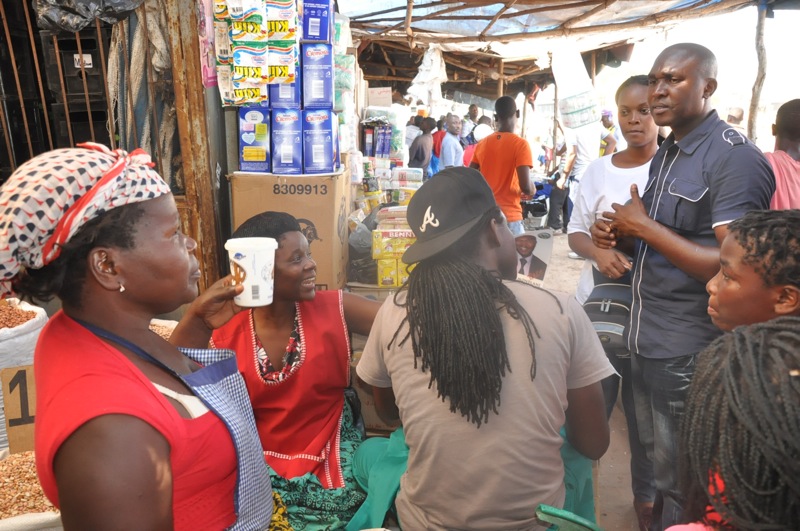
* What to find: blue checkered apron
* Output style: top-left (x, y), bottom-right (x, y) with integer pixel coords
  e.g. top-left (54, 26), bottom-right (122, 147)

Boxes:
top-left (79, 322), bottom-right (273, 530)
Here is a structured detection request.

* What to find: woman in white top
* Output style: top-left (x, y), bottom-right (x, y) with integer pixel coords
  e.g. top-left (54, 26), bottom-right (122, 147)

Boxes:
top-left (567, 75), bottom-right (660, 531)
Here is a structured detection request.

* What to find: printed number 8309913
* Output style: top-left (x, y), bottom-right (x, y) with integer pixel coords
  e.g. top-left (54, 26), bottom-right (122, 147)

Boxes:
top-left (273, 183), bottom-right (328, 195)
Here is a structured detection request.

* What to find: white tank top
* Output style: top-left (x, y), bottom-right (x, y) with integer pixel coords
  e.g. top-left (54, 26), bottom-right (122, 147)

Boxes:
top-left (152, 383), bottom-right (210, 419)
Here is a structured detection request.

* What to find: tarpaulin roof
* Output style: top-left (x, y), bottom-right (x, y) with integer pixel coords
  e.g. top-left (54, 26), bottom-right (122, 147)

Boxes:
top-left (341, 0), bottom-right (762, 100)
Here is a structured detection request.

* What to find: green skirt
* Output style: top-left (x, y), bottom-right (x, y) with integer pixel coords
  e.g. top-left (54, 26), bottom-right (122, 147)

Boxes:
top-left (271, 399), bottom-right (367, 531)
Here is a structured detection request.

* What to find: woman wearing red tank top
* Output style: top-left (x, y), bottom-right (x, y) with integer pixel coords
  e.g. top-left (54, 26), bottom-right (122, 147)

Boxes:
top-left (0, 145), bottom-right (274, 530)
top-left (187, 211), bottom-right (381, 530)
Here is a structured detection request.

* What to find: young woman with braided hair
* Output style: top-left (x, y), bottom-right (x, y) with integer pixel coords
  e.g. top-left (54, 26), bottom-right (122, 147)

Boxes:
top-left (353, 167), bottom-right (614, 530)
top-left (706, 209), bottom-right (800, 331)
top-left (671, 316), bottom-right (800, 530)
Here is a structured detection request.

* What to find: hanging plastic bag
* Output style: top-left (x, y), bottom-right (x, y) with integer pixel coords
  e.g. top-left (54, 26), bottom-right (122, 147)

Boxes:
top-left (406, 44), bottom-right (448, 108)
top-left (35, 0), bottom-right (145, 32)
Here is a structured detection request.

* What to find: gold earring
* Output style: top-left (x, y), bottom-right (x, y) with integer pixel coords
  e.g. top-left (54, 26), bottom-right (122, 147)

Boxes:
top-left (119, 284), bottom-right (126, 293)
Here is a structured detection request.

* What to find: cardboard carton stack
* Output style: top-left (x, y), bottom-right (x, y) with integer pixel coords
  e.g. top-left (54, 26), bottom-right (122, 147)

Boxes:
top-left (213, 0), bottom-right (355, 175)
top-left (369, 204), bottom-right (417, 288)
top-left (222, 4), bottom-right (364, 290)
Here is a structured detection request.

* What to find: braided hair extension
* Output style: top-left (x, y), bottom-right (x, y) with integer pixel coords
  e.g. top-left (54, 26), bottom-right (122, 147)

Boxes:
top-left (680, 316), bottom-right (800, 529)
top-left (389, 207), bottom-right (560, 427)
top-left (727, 210), bottom-right (800, 288)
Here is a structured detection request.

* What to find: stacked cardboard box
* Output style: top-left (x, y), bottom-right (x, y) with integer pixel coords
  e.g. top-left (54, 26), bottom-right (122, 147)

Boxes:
top-left (230, 169), bottom-right (351, 289)
top-left (215, 0), bottom-right (349, 175)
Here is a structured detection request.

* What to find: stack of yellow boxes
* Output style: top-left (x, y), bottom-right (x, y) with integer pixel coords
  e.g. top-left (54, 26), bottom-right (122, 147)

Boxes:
top-left (372, 228), bottom-right (415, 287)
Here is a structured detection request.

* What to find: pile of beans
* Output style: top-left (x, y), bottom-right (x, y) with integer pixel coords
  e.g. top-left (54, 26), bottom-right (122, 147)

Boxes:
top-left (0, 303), bottom-right (36, 329)
top-left (149, 322), bottom-right (176, 340)
top-left (0, 452), bottom-right (57, 519)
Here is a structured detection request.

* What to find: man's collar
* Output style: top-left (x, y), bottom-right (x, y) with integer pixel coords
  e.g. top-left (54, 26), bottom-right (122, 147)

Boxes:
top-left (672, 110), bottom-right (720, 155)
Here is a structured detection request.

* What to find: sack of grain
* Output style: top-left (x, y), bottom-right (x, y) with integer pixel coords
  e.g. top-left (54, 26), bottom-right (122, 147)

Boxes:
top-left (0, 299), bottom-right (48, 450)
top-left (0, 449), bottom-right (62, 530)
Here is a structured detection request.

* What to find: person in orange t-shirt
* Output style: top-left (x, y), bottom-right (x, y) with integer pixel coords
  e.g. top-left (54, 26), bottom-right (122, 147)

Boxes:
top-left (470, 96), bottom-right (533, 235)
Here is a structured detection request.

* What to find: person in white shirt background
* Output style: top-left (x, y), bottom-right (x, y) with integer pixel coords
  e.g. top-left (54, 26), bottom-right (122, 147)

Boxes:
top-left (440, 114), bottom-right (465, 168)
top-left (405, 115), bottom-right (423, 149)
top-left (549, 115), bottom-right (616, 237)
top-left (460, 104), bottom-right (479, 145)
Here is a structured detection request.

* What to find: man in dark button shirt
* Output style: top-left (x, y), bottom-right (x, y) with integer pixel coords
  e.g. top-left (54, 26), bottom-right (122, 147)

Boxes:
top-left (591, 43), bottom-right (775, 530)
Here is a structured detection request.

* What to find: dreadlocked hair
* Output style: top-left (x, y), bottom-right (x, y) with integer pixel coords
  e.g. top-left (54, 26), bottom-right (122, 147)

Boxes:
top-left (727, 210), bottom-right (800, 288)
top-left (679, 316), bottom-right (800, 529)
top-left (390, 206), bottom-right (540, 427)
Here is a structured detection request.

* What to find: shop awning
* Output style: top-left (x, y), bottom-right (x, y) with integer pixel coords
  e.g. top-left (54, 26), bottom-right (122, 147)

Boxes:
top-left (340, 0), bottom-right (763, 99)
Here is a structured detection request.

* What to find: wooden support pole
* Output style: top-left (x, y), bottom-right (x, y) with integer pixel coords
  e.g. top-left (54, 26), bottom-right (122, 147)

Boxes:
top-left (551, 57), bottom-right (559, 175)
top-left (165, 0), bottom-right (221, 288)
top-left (748, 3), bottom-right (767, 141)
top-left (497, 59), bottom-right (504, 98)
top-left (591, 50), bottom-right (596, 86)
top-left (521, 82), bottom-right (528, 139)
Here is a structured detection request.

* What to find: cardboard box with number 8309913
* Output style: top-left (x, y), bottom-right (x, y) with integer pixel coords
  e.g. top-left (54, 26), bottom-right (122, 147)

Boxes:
top-left (229, 170), bottom-right (351, 290)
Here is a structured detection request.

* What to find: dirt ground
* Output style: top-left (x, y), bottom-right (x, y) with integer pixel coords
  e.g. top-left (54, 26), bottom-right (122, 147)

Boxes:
top-left (543, 232), bottom-right (640, 530)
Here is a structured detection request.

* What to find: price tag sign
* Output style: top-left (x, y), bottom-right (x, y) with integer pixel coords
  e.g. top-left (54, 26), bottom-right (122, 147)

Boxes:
top-left (1, 364), bottom-right (36, 454)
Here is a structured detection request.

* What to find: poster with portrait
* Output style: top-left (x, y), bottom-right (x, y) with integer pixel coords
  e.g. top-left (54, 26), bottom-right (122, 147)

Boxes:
top-left (514, 228), bottom-right (553, 287)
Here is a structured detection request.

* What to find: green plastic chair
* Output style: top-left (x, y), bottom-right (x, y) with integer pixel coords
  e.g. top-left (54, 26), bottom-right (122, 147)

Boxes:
top-left (536, 504), bottom-right (604, 531)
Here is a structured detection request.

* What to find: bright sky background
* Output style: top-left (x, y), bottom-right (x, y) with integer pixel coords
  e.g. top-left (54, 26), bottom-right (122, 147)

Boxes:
top-left (592, 5), bottom-right (799, 151)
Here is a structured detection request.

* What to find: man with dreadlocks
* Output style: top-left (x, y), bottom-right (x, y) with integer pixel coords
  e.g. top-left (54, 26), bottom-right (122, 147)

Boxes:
top-left (354, 167), bottom-right (615, 530)
top-left (671, 316), bottom-right (800, 530)
top-left (706, 209), bottom-right (800, 331)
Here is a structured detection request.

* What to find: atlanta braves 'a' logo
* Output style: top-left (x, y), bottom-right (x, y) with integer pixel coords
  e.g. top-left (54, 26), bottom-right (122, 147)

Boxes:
top-left (419, 206), bottom-right (439, 233)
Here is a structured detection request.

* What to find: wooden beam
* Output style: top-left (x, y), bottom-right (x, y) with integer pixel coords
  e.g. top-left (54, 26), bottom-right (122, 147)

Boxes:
top-left (380, 45), bottom-right (397, 76)
top-left (480, 0), bottom-right (518, 37)
top-left (364, 74), bottom-right (417, 82)
top-left (504, 62), bottom-right (541, 81)
top-left (560, 0), bottom-right (610, 29)
top-left (352, 0), bottom-right (598, 25)
top-left (443, 54), bottom-right (500, 79)
top-left (355, 0), bottom-right (751, 44)
top-left (361, 61), bottom-right (420, 71)
top-left (376, 1), bottom-right (480, 35)
top-left (350, 0), bottom-right (479, 21)
top-left (375, 40), bottom-right (424, 54)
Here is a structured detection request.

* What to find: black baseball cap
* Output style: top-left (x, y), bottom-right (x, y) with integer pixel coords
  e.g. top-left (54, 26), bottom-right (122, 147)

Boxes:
top-left (402, 167), bottom-right (497, 264)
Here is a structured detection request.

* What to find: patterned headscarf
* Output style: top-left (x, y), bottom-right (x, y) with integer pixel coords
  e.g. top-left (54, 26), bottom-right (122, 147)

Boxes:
top-left (0, 143), bottom-right (171, 298)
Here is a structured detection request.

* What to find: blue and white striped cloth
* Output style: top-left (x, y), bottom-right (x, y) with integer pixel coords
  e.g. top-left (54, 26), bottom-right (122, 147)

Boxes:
top-left (182, 347), bottom-right (273, 530)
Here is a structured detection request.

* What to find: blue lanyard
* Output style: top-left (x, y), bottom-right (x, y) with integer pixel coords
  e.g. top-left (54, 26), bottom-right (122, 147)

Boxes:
top-left (76, 318), bottom-right (183, 377)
